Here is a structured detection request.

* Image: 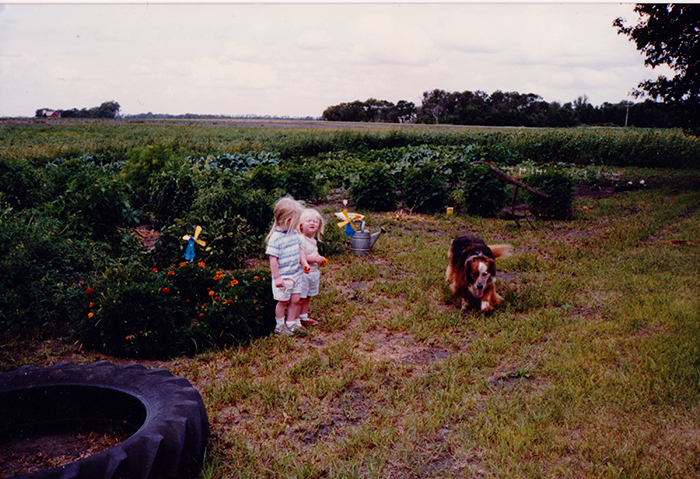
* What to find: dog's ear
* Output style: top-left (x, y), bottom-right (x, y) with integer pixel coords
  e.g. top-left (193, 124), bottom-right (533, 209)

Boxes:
top-left (464, 258), bottom-right (475, 280)
top-left (487, 258), bottom-right (496, 277)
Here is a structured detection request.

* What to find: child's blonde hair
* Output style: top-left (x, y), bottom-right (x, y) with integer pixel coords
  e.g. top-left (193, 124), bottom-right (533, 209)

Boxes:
top-left (298, 208), bottom-right (325, 240)
top-left (266, 196), bottom-right (304, 243)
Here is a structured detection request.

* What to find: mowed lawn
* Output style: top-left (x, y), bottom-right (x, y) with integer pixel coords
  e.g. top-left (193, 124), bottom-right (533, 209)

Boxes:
top-left (5, 181), bottom-right (700, 478)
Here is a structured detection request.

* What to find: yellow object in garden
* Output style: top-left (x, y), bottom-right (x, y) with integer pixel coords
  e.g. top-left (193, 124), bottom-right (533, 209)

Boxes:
top-left (335, 209), bottom-right (364, 231)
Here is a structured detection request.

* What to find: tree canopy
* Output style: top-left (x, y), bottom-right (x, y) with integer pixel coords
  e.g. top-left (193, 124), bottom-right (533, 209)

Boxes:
top-left (35, 101), bottom-right (121, 119)
top-left (322, 99), bottom-right (416, 123)
top-left (323, 90), bottom-right (685, 128)
top-left (614, 4), bottom-right (700, 131)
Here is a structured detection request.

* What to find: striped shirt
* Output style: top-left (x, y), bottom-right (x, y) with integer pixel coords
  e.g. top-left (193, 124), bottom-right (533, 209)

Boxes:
top-left (266, 229), bottom-right (302, 277)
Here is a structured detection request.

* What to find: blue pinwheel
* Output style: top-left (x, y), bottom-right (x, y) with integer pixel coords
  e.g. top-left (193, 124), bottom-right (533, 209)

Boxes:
top-left (182, 225), bottom-right (206, 261)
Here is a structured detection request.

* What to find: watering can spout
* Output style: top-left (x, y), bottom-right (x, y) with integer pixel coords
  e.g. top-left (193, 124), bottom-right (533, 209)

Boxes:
top-left (369, 227), bottom-right (386, 248)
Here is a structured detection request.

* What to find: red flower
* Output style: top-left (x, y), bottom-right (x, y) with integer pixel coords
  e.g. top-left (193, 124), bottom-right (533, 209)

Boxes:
top-left (167, 271), bottom-right (175, 276)
top-left (151, 268), bottom-right (158, 273)
top-left (84, 288), bottom-right (94, 295)
top-left (162, 287), bottom-right (170, 294)
top-left (253, 276), bottom-right (259, 280)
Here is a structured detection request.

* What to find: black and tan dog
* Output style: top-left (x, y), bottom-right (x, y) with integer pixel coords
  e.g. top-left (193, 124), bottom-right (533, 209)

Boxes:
top-left (446, 235), bottom-right (512, 312)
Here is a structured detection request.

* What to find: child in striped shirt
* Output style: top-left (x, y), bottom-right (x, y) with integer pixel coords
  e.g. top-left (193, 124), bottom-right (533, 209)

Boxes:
top-left (265, 197), bottom-right (309, 336)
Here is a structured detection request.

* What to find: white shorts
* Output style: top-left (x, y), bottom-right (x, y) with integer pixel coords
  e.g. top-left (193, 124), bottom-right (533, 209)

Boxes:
top-left (300, 270), bottom-right (320, 298)
top-left (272, 274), bottom-right (302, 301)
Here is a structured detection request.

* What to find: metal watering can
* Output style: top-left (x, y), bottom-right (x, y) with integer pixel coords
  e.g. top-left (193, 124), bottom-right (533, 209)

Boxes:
top-left (349, 222), bottom-right (385, 255)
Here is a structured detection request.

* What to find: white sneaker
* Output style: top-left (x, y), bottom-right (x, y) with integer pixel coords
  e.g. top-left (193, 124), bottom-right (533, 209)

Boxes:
top-left (288, 322), bottom-right (306, 334)
top-left (274, 324), bottom-right (293, 336)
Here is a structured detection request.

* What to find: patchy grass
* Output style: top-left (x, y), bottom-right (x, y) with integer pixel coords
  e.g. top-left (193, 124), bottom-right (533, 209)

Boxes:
top-left (3, 185), bottom-right (700, 478)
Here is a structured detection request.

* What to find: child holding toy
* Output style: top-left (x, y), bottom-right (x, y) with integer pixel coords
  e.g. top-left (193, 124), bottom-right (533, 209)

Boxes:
top-left (265, 197), bottom-right (309, 336)
top-left (297, 208), bottom-right (327, 326)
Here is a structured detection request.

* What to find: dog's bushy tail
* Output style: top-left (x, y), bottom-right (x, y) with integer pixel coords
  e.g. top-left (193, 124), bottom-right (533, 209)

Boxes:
top-left (489, 244), bottom-right (512, 259)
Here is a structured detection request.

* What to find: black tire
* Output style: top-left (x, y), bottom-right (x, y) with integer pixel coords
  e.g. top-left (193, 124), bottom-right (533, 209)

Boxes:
top-left (0, 361), bottom-right (209, 479)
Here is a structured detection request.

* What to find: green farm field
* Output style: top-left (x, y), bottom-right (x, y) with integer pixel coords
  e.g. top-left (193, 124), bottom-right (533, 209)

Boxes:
top-left (2, 120), bottom-right (700, 478)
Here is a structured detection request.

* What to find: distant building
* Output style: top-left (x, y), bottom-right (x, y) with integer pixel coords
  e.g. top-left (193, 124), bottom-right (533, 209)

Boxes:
top-left (37, 109), bottom-right (60, 118)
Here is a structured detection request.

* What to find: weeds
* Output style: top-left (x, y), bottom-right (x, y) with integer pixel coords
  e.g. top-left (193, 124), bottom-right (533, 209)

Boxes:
top-left (164, 183), bottom-right (700, 478)
top-left (3, 122), bottom-right (700, 478)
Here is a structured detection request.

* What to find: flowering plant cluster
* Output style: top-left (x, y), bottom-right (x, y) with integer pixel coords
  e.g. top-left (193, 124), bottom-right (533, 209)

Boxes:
top-left (79, 261), bottom-right (274, 358)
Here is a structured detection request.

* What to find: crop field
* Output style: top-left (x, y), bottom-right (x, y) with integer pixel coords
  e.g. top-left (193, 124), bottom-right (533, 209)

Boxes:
top-left (1, 120), bottom-right (700, 478)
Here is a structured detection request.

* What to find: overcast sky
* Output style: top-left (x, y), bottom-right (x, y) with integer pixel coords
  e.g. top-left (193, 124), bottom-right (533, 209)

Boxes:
top-left (0, 2), bottom-right (672, 118)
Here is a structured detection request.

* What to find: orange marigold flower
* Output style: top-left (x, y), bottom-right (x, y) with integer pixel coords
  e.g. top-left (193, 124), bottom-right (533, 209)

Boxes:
top-left (167, 271), bottom-right (175, 276)
top-left (151, 268), bottom-right (158, 273)
top-left (198, 262), bottom-right (206, 268)
top-left (88, 312), bottom-right (94, 319)
top-left (230, 279), bottom-right (239, 286)
top-left (253, 275), bottom-right (259, 280)
top-left (208, 290), bottom-right (216, 297)
top-left (179, 262), bottom-right (187, 267)
top-left (198, 313), bottom-right (204, 318)
top-left (89, 302), bottom-right (94, 308)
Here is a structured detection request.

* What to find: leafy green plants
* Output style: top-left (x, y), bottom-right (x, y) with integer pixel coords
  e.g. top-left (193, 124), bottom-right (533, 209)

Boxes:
top-left (0, 157), bottom-right (44, 209)
top-left (45, 157), bottom-right (138, 241)
top-left (248, 164), bottom-right (285, 192)
top-left (0, 208), bottom-right (104, 337)
top-left (318, 216), bottom-right (347, 257)
top-left (148, 159), bottom-right (197, 222)
top-left (280, 165), bottom-right (324, 202)
top-left (522, 171), bottom-right (575, 219)
top-left (191, 171), bottom-right (274, 237)
top-left (350, 163), bottom-right (397, 211)
top-left (122, 144), bottom-right (177, 201)
top-left (79, 262), bottom-right (274, 358)
top-left (461, 163), bottom-right (508, 217)
top-left (402, 165), bottom-right (448, 213)
top-left (155, 216), bottom-right (260, 270)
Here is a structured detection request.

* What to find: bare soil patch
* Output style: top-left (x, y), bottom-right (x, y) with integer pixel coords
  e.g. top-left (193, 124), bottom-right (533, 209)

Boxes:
top-left (0, 423), bottom-right (129, 478)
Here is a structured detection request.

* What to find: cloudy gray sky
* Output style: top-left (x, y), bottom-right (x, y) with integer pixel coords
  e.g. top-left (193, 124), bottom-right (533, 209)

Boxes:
top-left (0, 2), bottom-right (671, 118)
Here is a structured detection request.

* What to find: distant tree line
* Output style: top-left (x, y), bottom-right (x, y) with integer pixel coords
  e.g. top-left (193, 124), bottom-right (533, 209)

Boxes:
top-left (322, 99), bottom-right (417, 123)
top-left (35, 101), bottom-right (121, 119)
top-left (323, 90), bottom-right (686, 128)
top-left (123, 113), bottom-right (320, 121)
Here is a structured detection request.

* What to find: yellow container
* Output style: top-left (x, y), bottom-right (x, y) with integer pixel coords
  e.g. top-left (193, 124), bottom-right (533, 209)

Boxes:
top-left (446, 207), bottom-right (454, 215)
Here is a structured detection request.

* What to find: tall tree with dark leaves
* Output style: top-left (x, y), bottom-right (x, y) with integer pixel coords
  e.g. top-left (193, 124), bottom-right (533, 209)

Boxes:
top-left (614, 4), bottom-right (700, 133)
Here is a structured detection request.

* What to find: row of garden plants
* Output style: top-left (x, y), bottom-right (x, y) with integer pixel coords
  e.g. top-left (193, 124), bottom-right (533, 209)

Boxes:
top-left (4, 122), bottom-right (700, 170)
top-left (1, 141), bottom-right (583, 358)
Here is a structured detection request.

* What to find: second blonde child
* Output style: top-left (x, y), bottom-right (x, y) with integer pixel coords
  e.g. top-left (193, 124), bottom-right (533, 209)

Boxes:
top-left (298, 208), bottom-right (326, 326)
